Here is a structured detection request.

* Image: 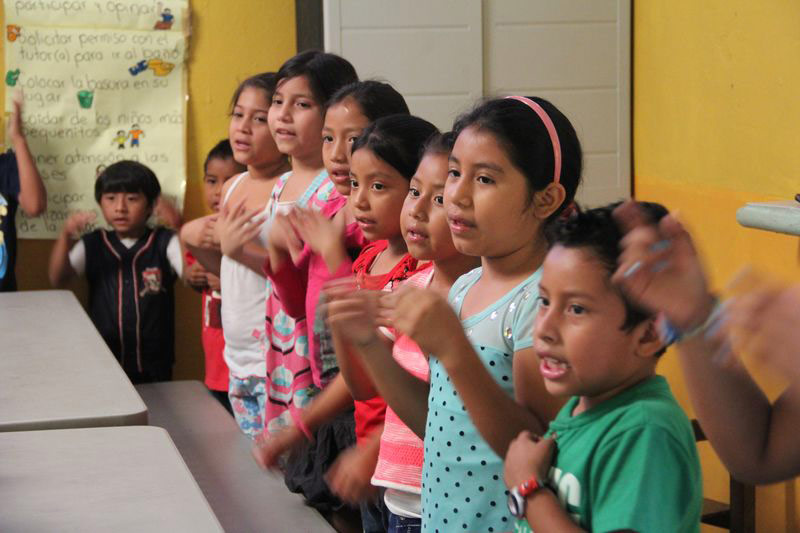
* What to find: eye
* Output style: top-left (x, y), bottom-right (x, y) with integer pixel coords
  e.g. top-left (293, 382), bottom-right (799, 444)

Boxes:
top-left (408, 187), bottom-right (420, 198)
top-left (433, 195), bottom-right (444, 205)
top-left (348, 136), bottom-right (359, 144)
top-left (536, 295), bottom-right (549, 308)
top-left (322, 135), bottom-right (333, 143)
top-left (568, 304), bottom-right (586, 315)
top-left (272, 97), bottom-right (283, 106)
top-left (371, 182), bottom-right (385, 191)
top-left (447, 168), bottom-right (460, 178)
top-left (477, 175), bottom-right (494, 185)
top-left (297, 100), bottom-right (313, 109)
top-left (350, 179), bottom-right (359, 189)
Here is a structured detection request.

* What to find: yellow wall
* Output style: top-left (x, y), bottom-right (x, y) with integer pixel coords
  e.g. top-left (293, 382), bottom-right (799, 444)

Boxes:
top-left (1, 1), bottom-right (297, 380)
top-left (635, 2), bottom-right (800, 530)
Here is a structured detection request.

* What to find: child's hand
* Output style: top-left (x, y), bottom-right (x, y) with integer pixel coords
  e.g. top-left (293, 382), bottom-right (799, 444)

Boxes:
top-left (325, 444), bottom-right (379, 504)
top-left (184, 261), bottom-right (208, 289)
top-left (217, 199), bottom-right (264, 258)
top-left (387, 286), bottom-right (465, 359)
top-left (288, 208), bottom-right (346, 269)
top-left (154, 196), bottom-right (182, 229)
top-left (504, 430), bottom-right (554, 490)
top-left (613, 201), bottom-right (715, 331)
top-left (325, 278), bottom-right (382, 346)
top-left (727, 284), bottom-right (800, 381)
top-left (63, 211), bottom-right (96, 238)
top-left (269, 211), bottom-right (305, 265)
top-left (251, 426), bottom-right (303, 471)
top-left (199, 215), bottom-right (220, 250)
top-left (206, 272), bottom-right (221, 292)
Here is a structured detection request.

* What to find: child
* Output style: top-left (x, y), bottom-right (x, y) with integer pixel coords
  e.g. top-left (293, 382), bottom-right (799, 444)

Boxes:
top-left (613, 201), bottom-right (800, 485)
top-left (325, 132), bottom-right (481, 530)
top-left (217, 50), bottom-right (358, 438)
top-left (503, 202), bottom-right (702, 532)
top-left (184, 139), bottom-right (245, 413)
top-left (48, 160), bottom-right (182, 383)
top-left (181, 72), bottom-right (290, 437)
top-left (250, 82), bottom-right (409, 513)
top-left (369, 96), bottom-right (583, 531)
top-left (1, 93), bottom-right (47, 292)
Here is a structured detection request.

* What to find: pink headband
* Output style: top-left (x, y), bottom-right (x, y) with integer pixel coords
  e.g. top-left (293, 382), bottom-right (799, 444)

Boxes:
top-left (505, 96), bottom-right (562, 184)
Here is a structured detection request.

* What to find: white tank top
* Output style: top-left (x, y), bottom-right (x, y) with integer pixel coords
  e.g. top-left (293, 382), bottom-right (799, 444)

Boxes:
top-left (219, 172), bottom-right (273, 378)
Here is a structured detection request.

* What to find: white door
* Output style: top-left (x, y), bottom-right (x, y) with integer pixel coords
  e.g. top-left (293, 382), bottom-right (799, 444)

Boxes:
top-left (324, 0), bottom-right (631, 205)
top-left (323, 0), bottom-right (483, 132)
top-left (484, 0), bottom-right (631, 206)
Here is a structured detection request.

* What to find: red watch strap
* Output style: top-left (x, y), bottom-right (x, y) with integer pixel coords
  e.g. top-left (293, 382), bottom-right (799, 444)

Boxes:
top-left (518, 476), bottom-right (541, 497)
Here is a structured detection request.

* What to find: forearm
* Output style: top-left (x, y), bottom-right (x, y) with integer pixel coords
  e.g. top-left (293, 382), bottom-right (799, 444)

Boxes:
top-left (332, 328), bottom-right (379, 401)
top-left (356, 337), bottom-right (430, 438)
top-left (300, 374), bottom-right (354, 431)
top-left (12, 136), bottom-right (46, 216)
top-left (441, 337), bottom-right (546, 457)
top-left (678, 336), bottom-right (800, 483)
top-left (524, 489), bottom-right (585, 532)
top-left (180, 218), bottom-right (222, 276)
top-left (266, 257), bottom-right (307, 318)
top-left (48, 231), bottom-right (76, 287)
top-left (227, 242), bottom-right (267, 277)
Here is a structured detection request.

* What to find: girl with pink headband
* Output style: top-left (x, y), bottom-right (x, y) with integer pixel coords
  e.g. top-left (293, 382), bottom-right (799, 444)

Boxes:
top-left (331, 96), bottom-right (583, 531)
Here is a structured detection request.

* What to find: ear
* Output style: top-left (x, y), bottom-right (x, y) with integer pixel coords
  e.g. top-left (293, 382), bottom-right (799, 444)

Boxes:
top-left (532, 182), bottom-right (567, 220)
top-left (633, 317), bottom-right (664, 359)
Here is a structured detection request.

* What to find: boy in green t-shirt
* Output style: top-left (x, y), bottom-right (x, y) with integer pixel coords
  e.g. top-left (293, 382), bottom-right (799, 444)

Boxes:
top-left (504, 202), bottom-right (702, 533)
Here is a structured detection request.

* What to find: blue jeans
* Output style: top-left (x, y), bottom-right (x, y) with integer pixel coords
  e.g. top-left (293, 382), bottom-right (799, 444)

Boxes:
top-left (360, 492), bottom-right (390, 533)
top-left (388, 512), bottom-right (422, 533)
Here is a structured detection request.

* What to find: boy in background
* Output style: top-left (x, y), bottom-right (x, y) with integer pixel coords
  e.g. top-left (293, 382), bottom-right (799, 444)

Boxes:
top-left (504, 202), bottom-right (702, 533)
top-left (185, 139), bottom-right (245, 412)
top-left (1, 93), bottom-right (47, 291)
top-left (48, 160), bottom-right (182, 384)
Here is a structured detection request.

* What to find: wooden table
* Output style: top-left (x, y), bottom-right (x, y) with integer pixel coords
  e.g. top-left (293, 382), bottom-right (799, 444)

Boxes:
top-left (0, 426), bottom-right (222, 532)
top-left (0, 290), bottom-right (147, 431)
top-left (137, 380), bottom-right (335, 532)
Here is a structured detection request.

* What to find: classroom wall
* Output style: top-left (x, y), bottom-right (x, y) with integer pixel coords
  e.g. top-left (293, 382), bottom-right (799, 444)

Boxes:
top-left (1, 1), bottom-right (297, 380)
top-left (634, 2), bottom-right (800, 530)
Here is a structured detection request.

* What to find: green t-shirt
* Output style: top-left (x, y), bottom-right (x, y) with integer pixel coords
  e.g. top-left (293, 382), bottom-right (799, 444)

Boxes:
top-left (515, 375), bottom-right (701, 533)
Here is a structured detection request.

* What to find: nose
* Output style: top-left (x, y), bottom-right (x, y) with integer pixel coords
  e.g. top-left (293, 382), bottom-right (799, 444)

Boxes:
top-left (331, 138), bottom-right (348, 163)
top-left (114, 195), bottom-right (127, 212)
top-left (533, 303), bottom-right (558, 346)
top-left (276, 101), bottom-right (291, 123)
top-left (408, 194), bottom-right (428, 221)
top-left (350, 185), bottom-right (369, 210)
top-left (445, 173), bottom-right (471, 209)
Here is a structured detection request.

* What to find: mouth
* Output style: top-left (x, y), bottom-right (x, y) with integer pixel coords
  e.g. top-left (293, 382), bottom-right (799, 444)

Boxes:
top-left (405, 225), bottom-right (429, 243)
top-left (355, 215), bottom-right (376, 229)
top-left (448, 213), bottom-right (476, 234)
top-left (329, 167), bottom-right (350, 185)
top-left (538, 353), bottom-right (570, 380)
top-left (275, 128), bottom-right (296, 139)
top-left (232, 139), bottom-right (250, 151)
top-left (112, 218), bottom-right (129, 226)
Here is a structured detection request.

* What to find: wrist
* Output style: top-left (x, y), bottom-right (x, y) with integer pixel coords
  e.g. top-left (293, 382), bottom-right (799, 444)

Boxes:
top-left (322, 243), bottom-right (346, 272)
top-left (508, 474), bottom-right (547, 519)
top-left (675, 292), bottom-right (717, 332)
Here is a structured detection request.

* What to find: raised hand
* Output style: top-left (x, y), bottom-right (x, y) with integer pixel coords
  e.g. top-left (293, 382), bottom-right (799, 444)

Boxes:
top-left (63, 211), bottom-right (97, 238)
top-left (288, 208), bottom-right (347, 271)
top-left (153, 196), bottom-right (182, 229)
top-left (388, 286), bottom-right (464, 359)
top-left (216, 199), bottom-right (264, 258)
top-left (612, 201), bottom-right (715, 331)
top-left (324, 277), bottom-right (382, 346)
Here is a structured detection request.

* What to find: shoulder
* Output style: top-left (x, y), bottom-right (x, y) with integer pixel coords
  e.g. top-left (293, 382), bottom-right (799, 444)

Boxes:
top-left (448, 267), bottom-right (482, 302)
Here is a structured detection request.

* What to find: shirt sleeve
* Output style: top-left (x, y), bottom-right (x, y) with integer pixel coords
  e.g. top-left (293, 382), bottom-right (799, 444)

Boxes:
top-left (508, 279), bottom-right (540, 352)
top-left (68, 240), bottom-right (87, 276)
top-left (589, 425), bottom-right (701, 533)
top-left (166, 234), bottom-right (183, 277)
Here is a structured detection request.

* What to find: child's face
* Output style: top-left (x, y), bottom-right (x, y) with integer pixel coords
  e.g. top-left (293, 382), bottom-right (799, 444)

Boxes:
top-left (99, 191), bottom-right (151, 238)
top-left (534, 245), bottom-right (655, 409)
top-left (400, 153), bottom-right (458, 261)
top-left (445, 126), bottom-right (541, 259)
top-left (268, 75), bottom-right (325, 161)
top-left (203, 157), bottom-right (240, 212)
top-left (348, 148), bottom-right (409, 242)
top-left (230, 87), bottom-right (282, 168)
top-left (322, 98), bottom-right (369, 195)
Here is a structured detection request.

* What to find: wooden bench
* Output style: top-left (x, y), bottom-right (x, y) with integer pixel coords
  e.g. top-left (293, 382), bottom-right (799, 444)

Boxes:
top-left (136, 380), bottom-right (335, 533)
